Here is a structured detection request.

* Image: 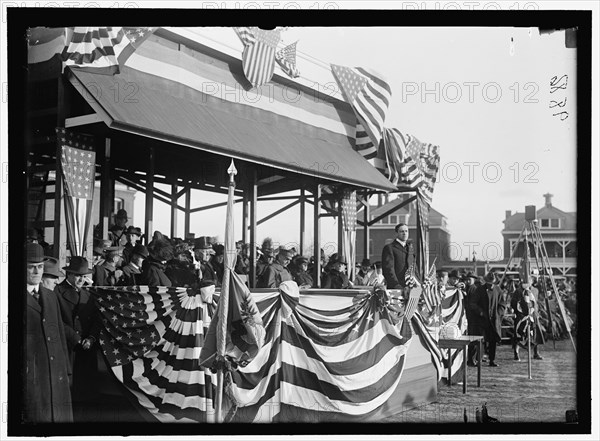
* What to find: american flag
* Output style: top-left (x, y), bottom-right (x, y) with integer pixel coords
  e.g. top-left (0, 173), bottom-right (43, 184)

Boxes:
top-left (405, 135), bottom-right (440, 206)
top-left (379, 128), bottom-right (422, 188)
top-left (233, 27), bottom-right (257, 45)
top-left (354, 120), bottom-right (379, 161)
top-left (57, 128), bottom-right (96, 256)
top-left (415, 192), bottom-right (430, 282)
top-left (238, 28), bottom-right (281, 88)
top-left (89, 285), bottom-right (218, 422)
top-left (340, 189), bottom-right (357, 232)
top-left (275, 41), bottom-right (300, 78)
top-left (331, 64), bottom-right (391, 152)
top-left (404, 286), bottom-right (422, 321)
top-left (62, 27), bottom-right (155, 75)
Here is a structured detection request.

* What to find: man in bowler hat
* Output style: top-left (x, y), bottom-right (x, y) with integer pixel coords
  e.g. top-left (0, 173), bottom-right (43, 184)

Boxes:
top-left (23, 243), bottom-right (73, 422)
top-left (55, 256), bottom-right (102, 421)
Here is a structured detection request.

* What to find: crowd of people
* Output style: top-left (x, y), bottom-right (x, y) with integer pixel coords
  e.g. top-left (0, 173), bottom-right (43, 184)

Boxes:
top-left (23, 214), bottom-right (576, 423)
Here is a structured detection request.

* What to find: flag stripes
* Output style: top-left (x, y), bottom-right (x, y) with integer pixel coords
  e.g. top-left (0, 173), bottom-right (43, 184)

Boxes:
top-left (275, 41), bottom-right (300, 78)
top-left (239, 28), bottom-right (281, 87)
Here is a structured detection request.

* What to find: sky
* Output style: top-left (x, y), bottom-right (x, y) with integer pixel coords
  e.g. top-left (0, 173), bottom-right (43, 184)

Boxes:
top-left (135, 24), bottom-right (578, 262)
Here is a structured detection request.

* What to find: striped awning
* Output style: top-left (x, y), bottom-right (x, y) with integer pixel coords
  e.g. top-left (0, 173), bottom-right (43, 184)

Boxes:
top-left (66, 34), bottom-right (396, 192)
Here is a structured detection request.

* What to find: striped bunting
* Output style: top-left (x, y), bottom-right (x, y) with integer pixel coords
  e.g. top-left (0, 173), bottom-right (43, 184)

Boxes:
top-left (239, 28), bottom-right (281, 88)
top-left (439, 287), bottom-right (468, 382)
top-left (89, 284), bottom-right (451, 422)
top-left (62, 27), bottom-right (155, 75)
top-left (89, 286), bottom-right (218, 423)
top-left (331, 64), bottom-right (392, 150)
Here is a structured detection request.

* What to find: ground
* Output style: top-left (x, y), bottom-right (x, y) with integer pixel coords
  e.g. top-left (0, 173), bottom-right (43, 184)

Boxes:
top-left (381, 338), bottom-right (578, 424)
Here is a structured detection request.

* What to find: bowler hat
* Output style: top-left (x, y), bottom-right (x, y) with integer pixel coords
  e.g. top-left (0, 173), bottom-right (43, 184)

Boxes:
top-left (213, 244), bottom-right (225, 256)
top-left (333, 256), bottom-right (348, 265)
top-left (27, 227), bottom-right (39, 241)
top-left (194, 236), bottom-right (215, 253)
top-left (104, 246), bottom-right (124, 259)
top-left (449, 270), bottom-right (461, 279)
top-left (295, 256), bottom-right (309, 264)
top-left (361, 258), bottom-right (371, 267)
top-left (126, 226), bottom-right (142, 236)
top-left (26, 243), bottom-right (49, 264)
top-left (115, 209), bottom-right (129, 219)
top-left (63, 256), bottom-right (92, 275)
top-left (131, 244), bottom-right (149, 259)
top-left (43, 257), bottom-right (65, 279)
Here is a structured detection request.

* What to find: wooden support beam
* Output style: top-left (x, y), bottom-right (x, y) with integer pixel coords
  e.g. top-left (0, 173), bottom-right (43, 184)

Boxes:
top-left (249, 169), bottom-right (258, 288)
top-left (363, 193), bottom-right (370, 262)
top-left (257, 199), bottom-right (300, 226)
top-left (337, 199), bottom-right (343, 257)
top-left (145, 147), bottom-right (155, 244)
top-left (242, 193), bottom-right (248, 245)
top-left (99, 140), bottom-right (112, 241)
top-left (171, 184), bottom-right (178, 239)
top-left (185, 188), bottom-right (191, 238)
top-left (300, 189), bottom-right (305, 255)
top-left (313, 184), bottom-right (321, 288)
top-left (188, 198), bottom-right (243, 214)
top-left (257, 195), bottom-right (300, 202)
top-left (65, 113), bottom-right (102, 128)
top-left (368, 195), bottom-right (417, 226)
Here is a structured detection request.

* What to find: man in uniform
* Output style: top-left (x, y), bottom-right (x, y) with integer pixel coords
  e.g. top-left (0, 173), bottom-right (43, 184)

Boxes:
top-left (23, 243), bottom-right (73, 422)
top-left (258, 247), bottom-right (294, 288)
top-left (108, 209), bottom-right (129, 247)
top-left (382, 223), bottom-right (415, 289)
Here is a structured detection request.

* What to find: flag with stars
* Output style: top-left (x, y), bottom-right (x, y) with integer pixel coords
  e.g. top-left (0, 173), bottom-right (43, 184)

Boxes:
top-left (62, 27), bottom-right (155, 75)
top-left (275, 41), bottom-right (300, 78)
top-left (341, 189), bottom-right (357, 283)
top-left (57, 127), bottom-right (96, 256)
top-left (86, 283), bottom-right (450, 422)
top-left (89, 285), bottom-right (219, 422)
top-left (331, 64), bottom-right (391, 153)
top-left (239, 27), bottom-right (281, 87)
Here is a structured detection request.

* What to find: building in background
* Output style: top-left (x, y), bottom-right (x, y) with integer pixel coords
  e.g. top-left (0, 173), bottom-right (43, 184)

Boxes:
top-left (356, 193), bottom-right (452, 266)
top-left (499, 193), bottom-right (576, 281)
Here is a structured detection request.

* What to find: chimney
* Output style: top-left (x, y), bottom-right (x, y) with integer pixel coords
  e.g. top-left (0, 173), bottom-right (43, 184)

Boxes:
top-left (505, 210), bottom-right (512, 219)
top-left (543, 193), bottom-right (553, 207)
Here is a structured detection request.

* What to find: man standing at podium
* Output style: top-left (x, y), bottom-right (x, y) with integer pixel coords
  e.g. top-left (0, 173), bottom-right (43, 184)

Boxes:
top-left (382, 223), bottom-right (415, 289)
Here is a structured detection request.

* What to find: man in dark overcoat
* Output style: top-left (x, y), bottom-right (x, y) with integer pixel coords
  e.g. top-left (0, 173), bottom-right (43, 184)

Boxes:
top-left (55, 256), bottom-right (101, 421)
top-left (382, 223), bottom-right (415, 289)
top-left (469, 272), bottom-right (508, 367)
top-left (23, 243), bottom-right (73, 422)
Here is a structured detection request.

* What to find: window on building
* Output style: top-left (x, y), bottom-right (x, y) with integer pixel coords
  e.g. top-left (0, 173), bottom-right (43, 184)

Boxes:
top-left (389, 215), bottom-right (397, 225)
top-left (381, 217), bottom-right (388, 224)
top-left (114, 197), bottom-right (124, 213)
top-left (540, 219), bottom-right (549, 228)
top-left (550, 218), bottom-right (560, 228)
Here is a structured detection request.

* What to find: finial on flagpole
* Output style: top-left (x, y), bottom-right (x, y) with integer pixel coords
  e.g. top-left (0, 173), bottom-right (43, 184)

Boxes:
top-left (227, 159), bottom-right (237, 186)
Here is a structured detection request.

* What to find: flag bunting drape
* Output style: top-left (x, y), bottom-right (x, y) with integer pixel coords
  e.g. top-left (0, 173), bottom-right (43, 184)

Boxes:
top-left (234, 27), bottom-right (282, 88)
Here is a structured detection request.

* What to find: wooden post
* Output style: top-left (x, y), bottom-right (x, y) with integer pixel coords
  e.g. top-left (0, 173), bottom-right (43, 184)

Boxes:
top-left (363, 192), bottom-right (370, 261)
top-left (242, 193), bottom-right (248, 245)
top-left (337, 198), bottom-right (343, 257)
top-left (527, 321), bottom-right (532, 379)
top-left (171, 183), bottom-right (178, 238)
top-left (144, 147), bottom-right (154, 245)
top-left (313, 184), bottom-right (321, 288)
top-left (99, 139), bottom-right (112, 241)
top-left (299, 189), bottom-right (305, 256)
top-left (184, 187), bottom-right (191, 238)
top-left (248, 169), bottom-right (257, 288)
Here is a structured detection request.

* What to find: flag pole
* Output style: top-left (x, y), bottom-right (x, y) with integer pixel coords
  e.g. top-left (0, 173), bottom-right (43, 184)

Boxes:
top-left (215, 159), bottom-right (238, 423)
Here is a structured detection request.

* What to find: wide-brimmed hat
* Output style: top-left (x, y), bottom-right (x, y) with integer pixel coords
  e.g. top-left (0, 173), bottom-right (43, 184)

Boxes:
top-left (449, 269), bottom-right (461, 279)
top-left (277, 247), bottom-right (294, 260)
top-left (115, 209), bottom-right (129, 220)
top-left (213, 244), bottom-right (225, 256)
top-left (484, 271), bottom-right (496, 283)
top-left (332, 256), bottom-right (348, 266)
top-left (126, 226), bottom-right (142, 236)
top-left (63, 256), bottom-right (92, 275)
top-left (194, 236), bottom-right (215, 253)
top-left (465, 271), bottom-right (477, 279)
top-left (295, 255), bottom-right (309, 264)
top-left (131, 244), bottom-right (149, 259)
top-left (104, 246), bottom-right (124, 259)
top-left (43, 257), bottom-right (65, 279)
top-left (26, 243), bottom-right (50, 264)
top-left (93, 238), bottom-right (112, 256)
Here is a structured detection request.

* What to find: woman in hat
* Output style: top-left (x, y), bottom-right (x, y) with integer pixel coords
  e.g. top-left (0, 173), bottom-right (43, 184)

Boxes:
top-left (290, 256), bottom-right (313, 289)
top-left (323, 256), bottom-right (352, 289)
top-left (119, 244), bottom-right (149, 286)
top-left (141, 238), bottom-right (173, 287)
top-left (354, 258), bottom-right (373, 286)
top-left (165, 241), bottom-right (197, 288)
